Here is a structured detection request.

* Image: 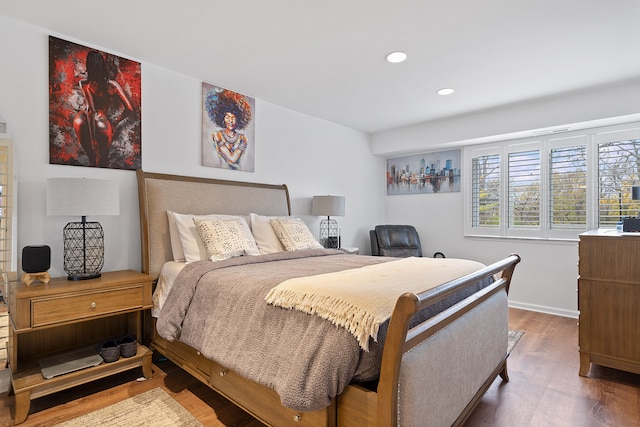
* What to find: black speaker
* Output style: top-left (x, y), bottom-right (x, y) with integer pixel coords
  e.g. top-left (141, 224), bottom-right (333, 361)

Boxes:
top-left (22, 245), bottom-right (51, 273)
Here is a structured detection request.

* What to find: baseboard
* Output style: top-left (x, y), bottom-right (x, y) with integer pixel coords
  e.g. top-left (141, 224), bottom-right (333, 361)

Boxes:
top-left (508, 301), bottom-right (578, 319)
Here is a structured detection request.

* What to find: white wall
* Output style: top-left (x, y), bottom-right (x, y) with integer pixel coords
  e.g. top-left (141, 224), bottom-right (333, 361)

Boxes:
top-left (0, 16), bottom-right (385, 279)
top-left (372, 79), bottom-right (640, 317)
top-left (4, 14), bottom-right (637, 317)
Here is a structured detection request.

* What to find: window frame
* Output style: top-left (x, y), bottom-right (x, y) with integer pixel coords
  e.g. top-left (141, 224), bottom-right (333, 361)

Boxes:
top-left (464, 122), bottom-right (640, 241)
top-left (0, 138), bottom-right (16, 274)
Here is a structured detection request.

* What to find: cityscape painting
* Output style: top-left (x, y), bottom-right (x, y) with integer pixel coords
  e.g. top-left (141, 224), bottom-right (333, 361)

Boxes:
top-left (386, 149), bottom-right (461, 195)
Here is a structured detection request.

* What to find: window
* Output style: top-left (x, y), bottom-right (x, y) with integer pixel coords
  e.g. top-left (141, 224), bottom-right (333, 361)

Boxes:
top-left (508, 149), bottom-right (540, 228)
top-left (598, 138), bottom-right (640, 226)
top-left (465, 123), bottom-right (640, 239)
top-left (0, 138), bottom-right (15, 275)
top-left (550, 145), bottom-right (587, 229)
top-left (471, 154), bottom-right (500, 228)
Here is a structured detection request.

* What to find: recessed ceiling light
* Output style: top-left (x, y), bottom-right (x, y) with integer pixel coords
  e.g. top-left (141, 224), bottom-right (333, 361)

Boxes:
top-left (386, 51), bottom-right (407, 63)
top-left (437, 88), bottom-right (455, 96)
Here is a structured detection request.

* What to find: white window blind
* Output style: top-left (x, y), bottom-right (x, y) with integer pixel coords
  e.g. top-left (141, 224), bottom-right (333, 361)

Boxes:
top-left (471, 154), bottom-right (500, 228)
top-left (508, 150), bottom-right (540, 228)
top-left (550, 145), bottom-right (587, 228)
top-left (465, 122), bottom-right (640, 240)
top-left (0, 141), bottom-right (13, 274)
top-left (598, 138), bottom-right (640, 226)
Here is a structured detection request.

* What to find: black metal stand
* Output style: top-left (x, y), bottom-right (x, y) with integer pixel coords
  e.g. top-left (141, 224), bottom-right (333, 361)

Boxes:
top-left (319, 216), bottom-right (340, 249)
top-left (63, 216), bottom-right (104, 280)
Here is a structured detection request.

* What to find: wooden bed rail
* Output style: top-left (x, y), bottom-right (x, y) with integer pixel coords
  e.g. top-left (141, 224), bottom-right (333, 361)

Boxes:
top-left (377, 254), bottom-right (521, 427)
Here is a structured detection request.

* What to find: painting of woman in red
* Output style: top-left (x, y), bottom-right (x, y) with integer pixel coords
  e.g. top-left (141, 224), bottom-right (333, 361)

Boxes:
top-left (49, 36), bottom-right (141, 170)
top-left (73, 50), bottom-right (133, 167)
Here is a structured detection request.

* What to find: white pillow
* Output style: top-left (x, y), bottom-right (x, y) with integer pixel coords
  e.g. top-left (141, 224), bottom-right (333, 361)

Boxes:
top-left (170, 211), bottom-right (245, 263)
top-left (270, 217), bottom-right (323, 251)
top-left (193, 218), bottom-right (260, 261)
top-left (152, 261), bottom-right (186, 317)
top-left (249, 213), bottom-right (287, 254)
top-left (167, 211), bottom-right (187, 261)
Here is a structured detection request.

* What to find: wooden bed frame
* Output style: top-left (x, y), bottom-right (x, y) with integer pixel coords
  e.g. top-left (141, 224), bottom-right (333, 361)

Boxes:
top-left (136, 170), bottom-right (521, 427)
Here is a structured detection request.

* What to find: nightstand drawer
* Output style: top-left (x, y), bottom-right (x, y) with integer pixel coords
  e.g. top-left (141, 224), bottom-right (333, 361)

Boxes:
top-left (31, 285), bottom-right (145, 327)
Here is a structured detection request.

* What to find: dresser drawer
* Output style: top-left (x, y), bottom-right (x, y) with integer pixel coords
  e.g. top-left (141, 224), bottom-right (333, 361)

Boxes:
top-left (31, 285), bottom-right (145, 327)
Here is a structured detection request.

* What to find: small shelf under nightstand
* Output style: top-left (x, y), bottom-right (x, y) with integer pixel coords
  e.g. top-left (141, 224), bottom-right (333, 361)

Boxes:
top-left (7, 270), bottom-right (153, 424)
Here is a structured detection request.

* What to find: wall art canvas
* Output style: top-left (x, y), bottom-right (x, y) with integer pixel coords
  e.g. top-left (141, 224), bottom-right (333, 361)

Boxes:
top-left (49, 36), bottom-right (141, 170)
top-left (202, 82), bottom-right (255, 172)
top-left (386, 149), bottom-right (461, 195)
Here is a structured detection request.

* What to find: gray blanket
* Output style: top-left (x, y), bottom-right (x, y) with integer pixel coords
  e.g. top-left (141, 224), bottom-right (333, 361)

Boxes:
top-left (157, 249), bottom-right (491, 411)
top-left (156, 249), bottom-right (390, 411)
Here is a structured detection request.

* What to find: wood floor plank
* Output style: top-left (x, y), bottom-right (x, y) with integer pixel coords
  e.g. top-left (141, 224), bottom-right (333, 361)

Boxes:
top-left (466, 308), bottom-right (640, 426)
top-left (0, 308), bottom-right (638, 426)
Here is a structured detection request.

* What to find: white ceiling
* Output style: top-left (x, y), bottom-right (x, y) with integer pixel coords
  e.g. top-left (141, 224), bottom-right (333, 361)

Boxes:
top-left (1, 0), bottom-right (639, 134)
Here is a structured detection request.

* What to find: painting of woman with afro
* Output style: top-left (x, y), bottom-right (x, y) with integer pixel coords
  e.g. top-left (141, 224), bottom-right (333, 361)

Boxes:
top-left (202, 83), bottom-right (255, 171)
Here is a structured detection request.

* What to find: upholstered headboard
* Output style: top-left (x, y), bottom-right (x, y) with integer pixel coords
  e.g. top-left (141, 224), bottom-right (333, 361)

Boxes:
top-left (136, 170), bottom-right (291, 280)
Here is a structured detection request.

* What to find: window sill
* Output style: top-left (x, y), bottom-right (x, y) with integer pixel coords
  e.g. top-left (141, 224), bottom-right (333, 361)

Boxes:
top-left (464, 234), bottom-right (580, 244)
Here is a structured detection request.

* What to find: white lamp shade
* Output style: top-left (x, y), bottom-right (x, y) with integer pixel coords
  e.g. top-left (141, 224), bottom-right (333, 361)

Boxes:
top-left (47, 178), bottom-right (120, 217)
top-left (312, 195), bottom-right (345, 217)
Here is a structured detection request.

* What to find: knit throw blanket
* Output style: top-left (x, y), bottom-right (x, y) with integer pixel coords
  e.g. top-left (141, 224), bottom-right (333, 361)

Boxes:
top-left (265, 257), bottom-right (485, 350)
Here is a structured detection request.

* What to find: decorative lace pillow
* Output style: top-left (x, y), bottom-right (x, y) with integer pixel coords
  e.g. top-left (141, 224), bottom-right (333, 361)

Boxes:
top-left (193, 217), bottom-right (260, 261)
top-left (270, 217), bottom-right (323, 251)
top-left (169, 211), bottom-right (244, 263)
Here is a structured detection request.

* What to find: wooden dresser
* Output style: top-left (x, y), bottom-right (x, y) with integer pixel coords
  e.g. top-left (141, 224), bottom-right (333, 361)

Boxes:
top-left (578, 230), bottom-right (640, 376)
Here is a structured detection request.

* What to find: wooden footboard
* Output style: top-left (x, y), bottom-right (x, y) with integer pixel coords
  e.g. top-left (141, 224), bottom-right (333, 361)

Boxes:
top-left (377, 254), bottom-right (520, 427)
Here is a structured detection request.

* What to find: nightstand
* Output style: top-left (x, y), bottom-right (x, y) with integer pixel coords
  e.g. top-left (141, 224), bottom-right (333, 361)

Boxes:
top-left (7, 270), bottom-right (153, 424)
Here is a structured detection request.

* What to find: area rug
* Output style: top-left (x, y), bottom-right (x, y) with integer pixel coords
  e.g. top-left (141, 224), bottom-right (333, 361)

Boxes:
top-left (54, 388), bottom-right (203, 427)
top-left (508, 329), bottom-right (524, 355)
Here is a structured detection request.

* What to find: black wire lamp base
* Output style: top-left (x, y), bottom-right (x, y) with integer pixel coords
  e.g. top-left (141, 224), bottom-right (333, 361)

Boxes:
top-left (63, 220), bottom-right (104, 280)
top-left (319, 218), bottom-right (340, 249)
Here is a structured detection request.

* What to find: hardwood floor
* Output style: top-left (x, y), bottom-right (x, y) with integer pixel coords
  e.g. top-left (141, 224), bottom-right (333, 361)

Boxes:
top-left (0, 308), bottom-right (638, 426)
top-left (466, 309), bottom-right (640, 426)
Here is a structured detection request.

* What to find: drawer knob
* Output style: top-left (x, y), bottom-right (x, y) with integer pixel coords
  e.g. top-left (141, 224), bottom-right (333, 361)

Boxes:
top-left (293, 414), bottom-right (301, 422)
top-left (219, 370), bottom-right (227, 377)
top-left (90, 302), bottom-right (97, 311)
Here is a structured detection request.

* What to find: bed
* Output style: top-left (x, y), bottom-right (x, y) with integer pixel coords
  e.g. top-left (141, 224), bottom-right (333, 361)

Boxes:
top-left (136, 169), bottom-right (520, 427)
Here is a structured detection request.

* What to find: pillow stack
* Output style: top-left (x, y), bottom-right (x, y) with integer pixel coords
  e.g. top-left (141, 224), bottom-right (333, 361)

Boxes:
top-left (166, 210), bottom-right (324, 263)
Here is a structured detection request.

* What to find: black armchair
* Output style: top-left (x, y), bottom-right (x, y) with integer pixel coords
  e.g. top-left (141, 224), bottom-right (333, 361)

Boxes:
top-left (370, 225), bottom-right (423, 257)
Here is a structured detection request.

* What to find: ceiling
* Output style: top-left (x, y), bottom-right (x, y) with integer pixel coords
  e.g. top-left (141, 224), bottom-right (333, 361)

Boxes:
top-left (1, 0), bottom-right (639, 134)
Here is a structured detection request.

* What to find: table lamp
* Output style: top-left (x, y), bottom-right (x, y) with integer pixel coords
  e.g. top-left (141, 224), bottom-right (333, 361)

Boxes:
top-left (46, 178), bottom-right (119, 280)
top-left (312, 195), bottom-right (345, 249)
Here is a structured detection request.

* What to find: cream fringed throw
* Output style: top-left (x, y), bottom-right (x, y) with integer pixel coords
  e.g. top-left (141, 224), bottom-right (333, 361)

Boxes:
top-left (265, 257), bottom-right (485, 350)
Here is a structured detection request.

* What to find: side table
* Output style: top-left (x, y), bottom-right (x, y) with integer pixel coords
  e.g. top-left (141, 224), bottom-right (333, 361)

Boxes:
top-left (7, 270), bottom-right (153, 424)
